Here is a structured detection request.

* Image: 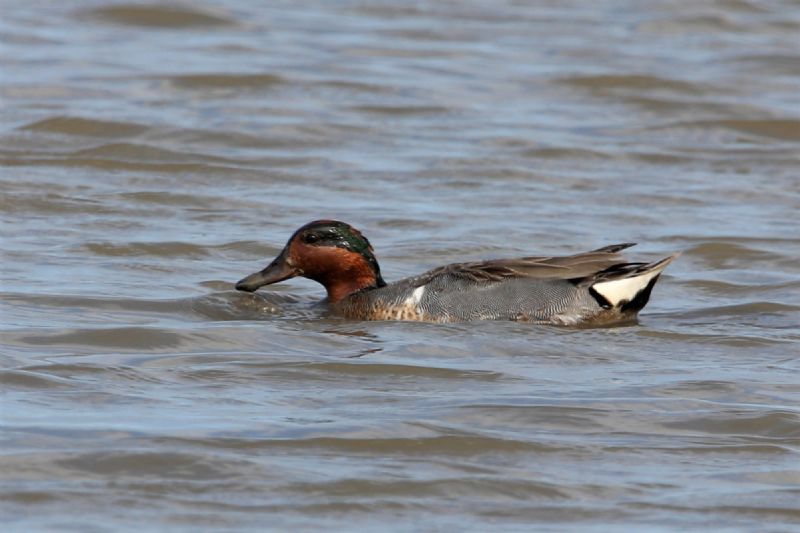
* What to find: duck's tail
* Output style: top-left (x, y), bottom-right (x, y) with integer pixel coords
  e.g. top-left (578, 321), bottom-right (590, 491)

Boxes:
top-left (588, 253), bottom-right (680, 312)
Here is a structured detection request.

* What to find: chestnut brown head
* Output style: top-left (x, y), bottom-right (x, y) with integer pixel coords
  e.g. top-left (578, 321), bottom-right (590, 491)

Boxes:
top-left (235, 220), bottom-right (386, 303)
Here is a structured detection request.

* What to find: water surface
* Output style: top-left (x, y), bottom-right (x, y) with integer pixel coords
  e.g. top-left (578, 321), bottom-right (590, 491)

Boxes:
top-left (2, 1), bottom-right (799, 531)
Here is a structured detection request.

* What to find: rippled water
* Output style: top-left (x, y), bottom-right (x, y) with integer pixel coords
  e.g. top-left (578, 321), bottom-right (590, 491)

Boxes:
top-left (2, 1), bottom-right (800, 531)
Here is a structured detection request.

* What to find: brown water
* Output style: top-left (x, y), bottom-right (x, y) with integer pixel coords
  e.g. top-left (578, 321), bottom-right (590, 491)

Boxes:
top-left (2, 1), bottom-right (800, 531)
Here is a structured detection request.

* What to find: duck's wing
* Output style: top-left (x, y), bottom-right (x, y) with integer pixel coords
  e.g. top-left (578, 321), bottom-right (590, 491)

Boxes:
top-left (415, 243), bottom-right (639, 285)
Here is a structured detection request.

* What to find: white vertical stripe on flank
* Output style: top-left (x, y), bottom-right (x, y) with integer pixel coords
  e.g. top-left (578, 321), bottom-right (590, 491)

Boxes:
top-left (406, 285), bottom-right (425, 305)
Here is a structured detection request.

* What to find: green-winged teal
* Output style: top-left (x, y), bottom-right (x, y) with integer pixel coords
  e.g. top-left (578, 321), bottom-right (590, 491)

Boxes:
top-left (235, 220), bottom-right (678, 325)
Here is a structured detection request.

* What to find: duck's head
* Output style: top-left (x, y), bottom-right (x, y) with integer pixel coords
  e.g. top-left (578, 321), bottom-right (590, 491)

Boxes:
top-left (235, 220), bottom-right (386, 303)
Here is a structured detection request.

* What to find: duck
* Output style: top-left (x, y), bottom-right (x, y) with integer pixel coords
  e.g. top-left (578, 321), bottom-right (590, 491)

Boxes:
top-left (235, 220), bottom-right (678, 326)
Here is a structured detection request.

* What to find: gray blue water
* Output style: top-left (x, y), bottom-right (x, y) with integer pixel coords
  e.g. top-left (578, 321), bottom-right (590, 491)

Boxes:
top-left (2, 1), bottom-right (799, 531)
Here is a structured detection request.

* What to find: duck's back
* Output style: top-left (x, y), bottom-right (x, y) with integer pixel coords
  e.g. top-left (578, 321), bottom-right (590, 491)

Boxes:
top-left (335, 245), bottom-right (677, 325)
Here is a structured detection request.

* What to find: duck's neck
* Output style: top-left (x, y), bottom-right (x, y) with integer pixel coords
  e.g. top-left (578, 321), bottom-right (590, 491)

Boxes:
top-left (325, 275), bottom-right (381, 304)
top-left (301, 247), bottom-right (386, 304)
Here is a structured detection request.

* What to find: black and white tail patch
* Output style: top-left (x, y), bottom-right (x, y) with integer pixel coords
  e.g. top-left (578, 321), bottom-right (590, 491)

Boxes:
top-left (592, 269), bottom-right (662, 310)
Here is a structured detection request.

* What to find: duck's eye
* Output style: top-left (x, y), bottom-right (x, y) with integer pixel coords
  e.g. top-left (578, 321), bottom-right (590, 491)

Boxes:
top-left (303, 233), bottom-right (319, 244)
